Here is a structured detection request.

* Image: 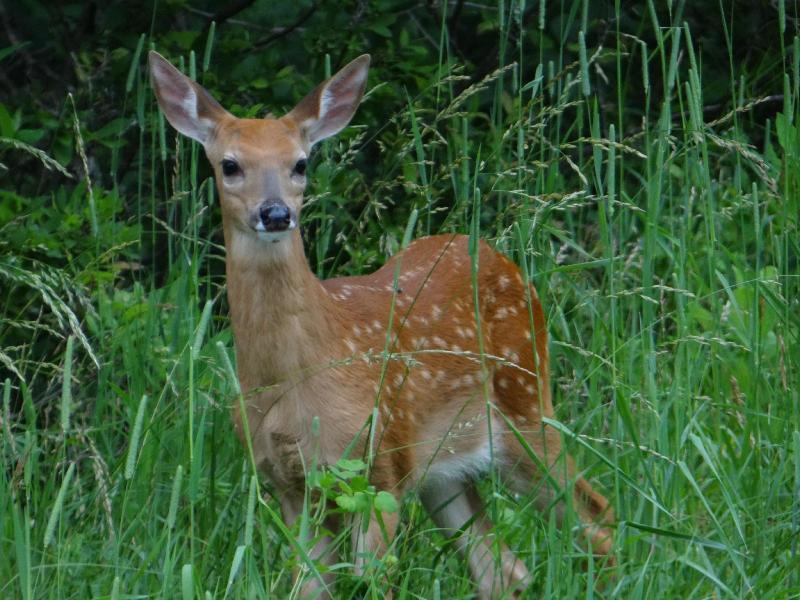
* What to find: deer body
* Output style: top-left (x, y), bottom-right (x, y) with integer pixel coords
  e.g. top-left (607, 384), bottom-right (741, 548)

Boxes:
top-left (229, 231), bottom-right (544, 491)
top-left (150, 51), bottom-right (613, 599)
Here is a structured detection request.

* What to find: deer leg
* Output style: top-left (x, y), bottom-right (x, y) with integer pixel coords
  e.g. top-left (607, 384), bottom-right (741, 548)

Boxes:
top-left (280, 494), bottom-right (340, 599)
top-left (420, 477), bottom-right (529, 599)
top-left (501, 424), bottom-right (615, 562)
top-left (350, 506), bottom-right (399, 599)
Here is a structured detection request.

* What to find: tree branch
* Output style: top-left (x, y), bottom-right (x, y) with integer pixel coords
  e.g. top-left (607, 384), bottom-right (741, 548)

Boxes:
top-left (252, 2), bottom-right (320, 50)
top-left (205, 0), bottom-right (258, 27)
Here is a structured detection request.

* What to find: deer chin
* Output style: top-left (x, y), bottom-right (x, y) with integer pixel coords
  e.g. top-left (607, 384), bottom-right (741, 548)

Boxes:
top-left (253, 221), bottom-right (297, 244)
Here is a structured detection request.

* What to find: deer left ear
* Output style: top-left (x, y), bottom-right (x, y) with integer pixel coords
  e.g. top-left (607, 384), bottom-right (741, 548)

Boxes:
top-left (286, 54), bottom-right (370, 146)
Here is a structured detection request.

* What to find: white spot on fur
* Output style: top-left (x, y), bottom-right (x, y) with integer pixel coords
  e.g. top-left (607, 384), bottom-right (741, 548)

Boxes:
top-left (498, 378), bottom-right (510, 389)
top-left (431, 305), bottom-right (442, 319)
top-left (455, 326), bottom-right (475, 340)
top-left (525, 384), bottom-right (535, 395)
top-left (498, 275), bottom-right (510, 290)
top-left (432, 336), bottom-right (447, 347)
top-left (412, 336), bottom-right (428, 348)
top-left (345, 339), bottom-right (356, 352)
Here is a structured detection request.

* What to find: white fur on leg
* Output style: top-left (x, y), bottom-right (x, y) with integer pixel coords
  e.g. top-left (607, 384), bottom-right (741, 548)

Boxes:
top-left (420, 477), bottom-right (530, 599)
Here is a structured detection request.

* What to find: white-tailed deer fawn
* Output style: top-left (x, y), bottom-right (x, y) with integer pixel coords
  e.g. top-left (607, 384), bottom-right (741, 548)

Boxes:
top-left (150, 50), bottom-right (614, 598)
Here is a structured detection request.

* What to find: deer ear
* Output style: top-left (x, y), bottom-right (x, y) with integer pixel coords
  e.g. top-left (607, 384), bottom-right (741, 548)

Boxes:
top-left (149, 51), bottom-right (230, 145)
top-left (287, 54), bottom-right (370, 146)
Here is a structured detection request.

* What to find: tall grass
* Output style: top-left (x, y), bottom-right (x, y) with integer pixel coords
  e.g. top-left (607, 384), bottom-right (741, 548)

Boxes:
top-left (2, 2), bottom-right (798, 598)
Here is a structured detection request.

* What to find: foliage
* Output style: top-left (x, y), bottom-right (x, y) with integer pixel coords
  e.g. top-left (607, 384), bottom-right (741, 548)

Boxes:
top-left (1, 0), bottom-right (799, 598)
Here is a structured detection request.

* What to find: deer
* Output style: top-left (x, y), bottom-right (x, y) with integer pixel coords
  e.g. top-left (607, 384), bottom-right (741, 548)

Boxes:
top-left (149, 50), bottom-right (614, 598)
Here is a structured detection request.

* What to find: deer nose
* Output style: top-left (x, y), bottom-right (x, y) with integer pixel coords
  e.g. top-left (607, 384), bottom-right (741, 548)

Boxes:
top-left (259, 202), bottom-right (293, 232)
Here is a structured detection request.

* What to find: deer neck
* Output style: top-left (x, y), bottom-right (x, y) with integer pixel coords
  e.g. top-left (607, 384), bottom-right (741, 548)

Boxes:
top-left (223, 224), bottom-right (340, 390)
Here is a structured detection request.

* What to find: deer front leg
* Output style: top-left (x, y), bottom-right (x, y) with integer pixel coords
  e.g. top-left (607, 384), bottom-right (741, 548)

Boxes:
top-left (351, 507), bottom-right (399, 599)
top-left (281, 494), bottom-right (340, 599)
top-left (421, 478), bottom-right (530, 599)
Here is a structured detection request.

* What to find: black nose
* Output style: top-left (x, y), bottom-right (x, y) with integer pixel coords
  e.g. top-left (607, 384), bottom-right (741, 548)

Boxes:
top-left (259, 203), bottom-right (292, 232)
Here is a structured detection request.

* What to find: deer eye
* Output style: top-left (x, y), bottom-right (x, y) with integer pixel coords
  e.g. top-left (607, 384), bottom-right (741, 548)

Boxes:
top-left (221, 159), bottom-right (240, 177)
top-left (293, 158), bottom-right (307, 176)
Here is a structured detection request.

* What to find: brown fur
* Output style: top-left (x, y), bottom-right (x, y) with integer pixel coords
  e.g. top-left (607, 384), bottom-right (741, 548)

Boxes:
top-left (150, 51), bottom-right (614, 599)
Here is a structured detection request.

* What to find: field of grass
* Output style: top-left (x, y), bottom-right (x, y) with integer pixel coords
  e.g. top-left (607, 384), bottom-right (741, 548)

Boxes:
top-left (1, 2), bottom-right (799, 598)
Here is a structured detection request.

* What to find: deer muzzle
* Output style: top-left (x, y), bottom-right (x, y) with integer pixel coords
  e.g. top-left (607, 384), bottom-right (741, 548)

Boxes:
top-left (254, 201), bottom-right (297, 243)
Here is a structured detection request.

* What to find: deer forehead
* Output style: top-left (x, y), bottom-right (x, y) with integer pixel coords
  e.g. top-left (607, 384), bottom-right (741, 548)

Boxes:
top-left (209, 117), bottom-right (307, 164)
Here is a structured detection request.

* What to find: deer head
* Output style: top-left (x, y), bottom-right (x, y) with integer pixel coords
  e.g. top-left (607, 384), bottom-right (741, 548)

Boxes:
top-left (148, 51), bottom-right (370, 251)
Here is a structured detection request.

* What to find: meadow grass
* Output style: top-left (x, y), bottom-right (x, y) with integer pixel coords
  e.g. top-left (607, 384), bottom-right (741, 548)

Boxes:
top-left (2, 2), bottom-right (799, 598)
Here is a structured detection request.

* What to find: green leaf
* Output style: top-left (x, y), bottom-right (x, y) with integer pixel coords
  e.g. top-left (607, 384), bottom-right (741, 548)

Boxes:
top-left (336, 458), bottom-right (367, 473)
top-left (353, 491), bottom-right (371, 512)
top-left (90, 117), bottom-right (133, 141)
top-left (370, 24), bottom-right (392, 38)
top-left (0, 42), bottom-right (30, 64)
top-left (775, 111), bottom-right (795, 152)
top-left (335, 494), bottom-right (357, 512)
top-left (0, 103), bottom-right (15, 137)
top-left (349, 475), bottom-right (369, 493)
top-left (374, 491), bottom-right (398, 514)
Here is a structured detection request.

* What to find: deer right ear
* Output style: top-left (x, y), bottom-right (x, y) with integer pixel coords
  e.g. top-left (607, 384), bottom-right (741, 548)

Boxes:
top-left (148, 51), bottom-right (230, 145)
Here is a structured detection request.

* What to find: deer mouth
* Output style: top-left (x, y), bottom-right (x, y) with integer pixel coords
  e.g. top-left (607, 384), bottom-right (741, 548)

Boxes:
top-left (253, 219), bottom-right (297, 243)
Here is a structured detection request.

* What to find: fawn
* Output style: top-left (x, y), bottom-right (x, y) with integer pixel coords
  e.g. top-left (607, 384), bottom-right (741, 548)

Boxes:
top-left (149, 50), bottom-right (614, 598)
